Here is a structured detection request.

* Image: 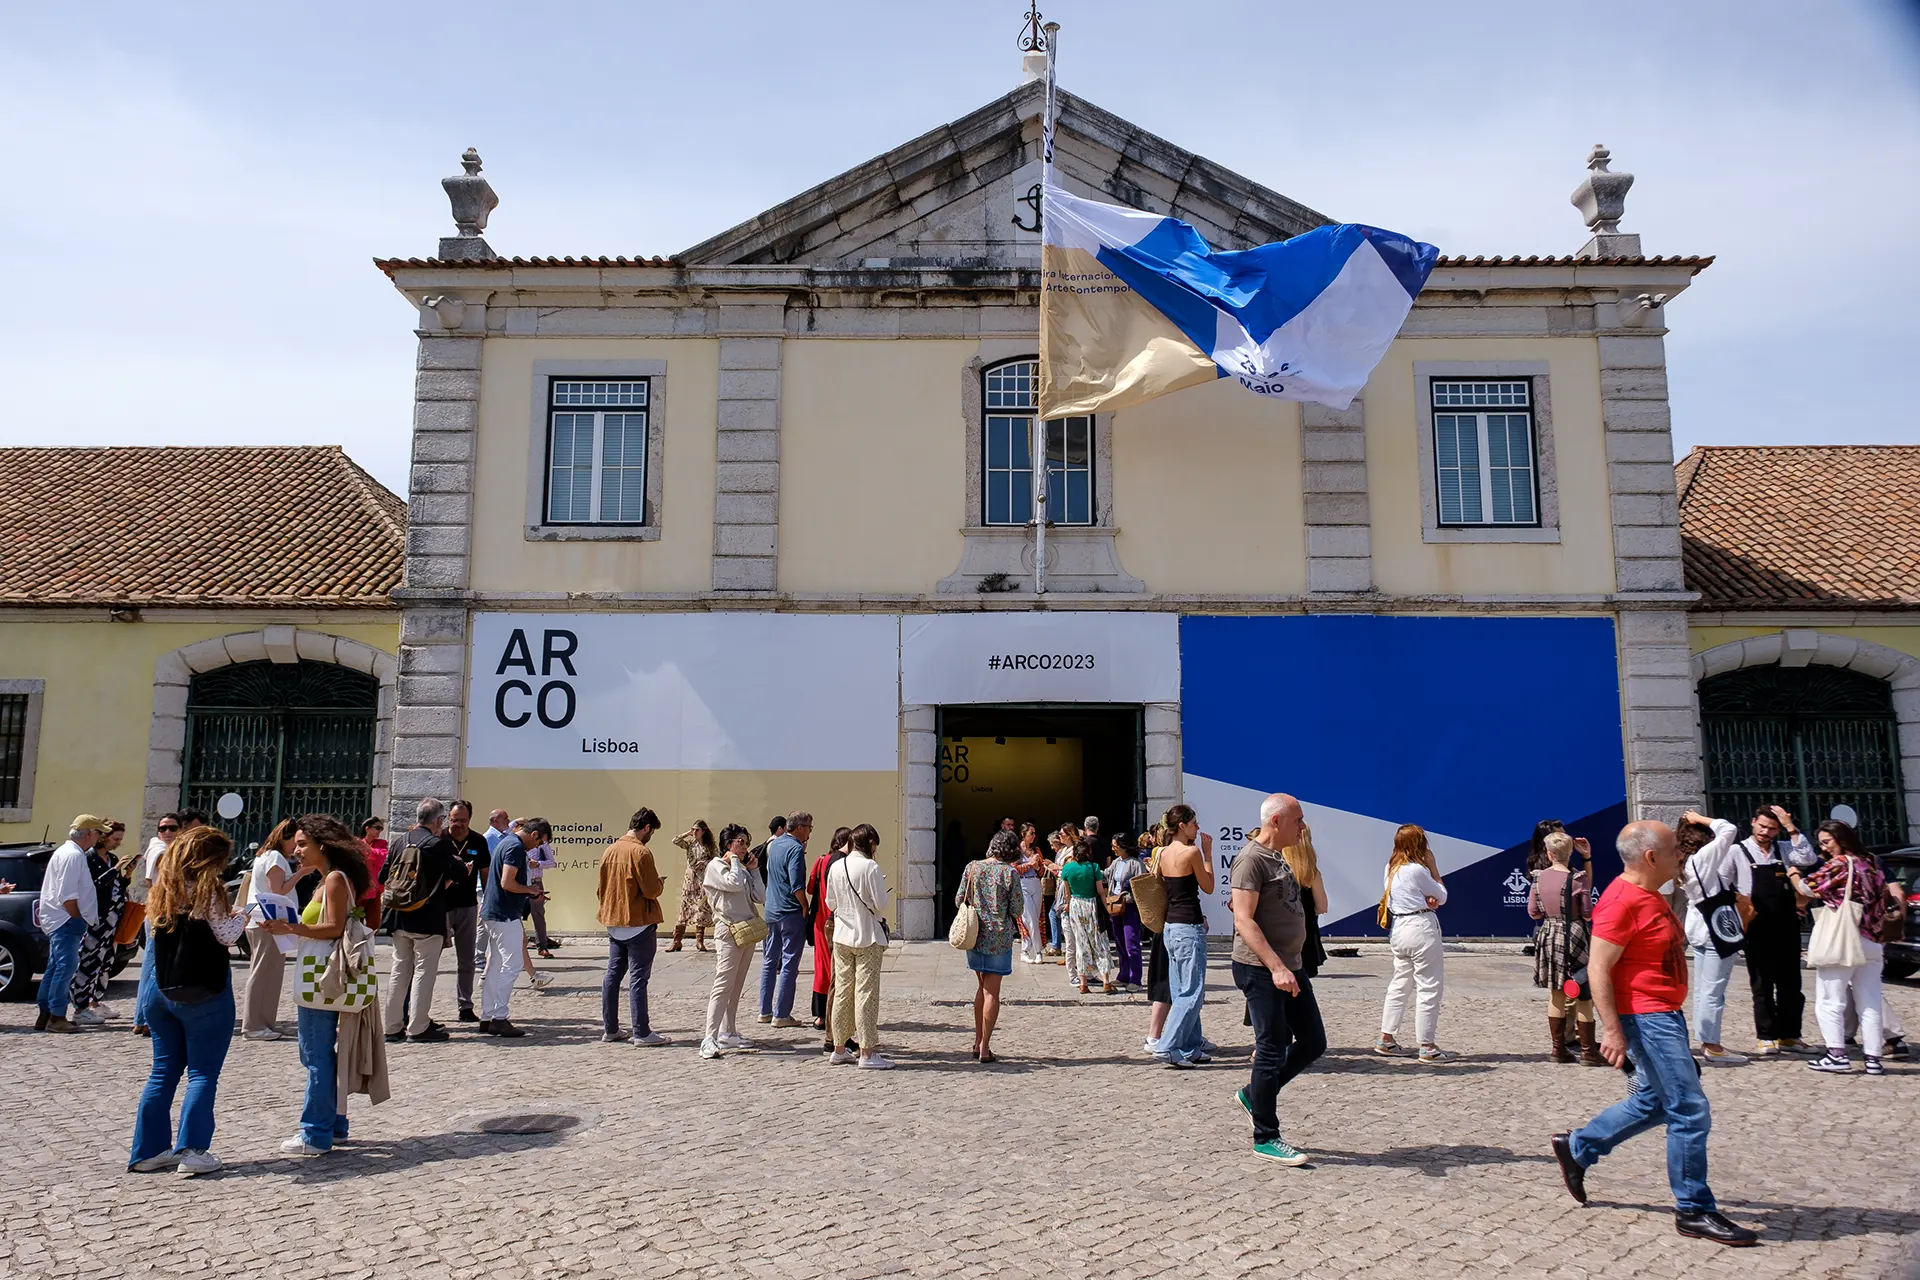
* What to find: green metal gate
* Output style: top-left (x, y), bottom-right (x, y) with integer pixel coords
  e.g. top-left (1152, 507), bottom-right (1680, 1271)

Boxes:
top-left (183, 661), bottom-right (379, 853)
top-left (1701, 664), bottom-right (1908, 847)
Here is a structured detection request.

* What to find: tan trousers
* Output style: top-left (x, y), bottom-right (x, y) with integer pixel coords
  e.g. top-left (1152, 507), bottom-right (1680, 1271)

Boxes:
top-left (703, 931), bottom-right (751, 1044)
top-left (241, 924), bottom-right (286, 1033)
top-left (385, 930), bottom-right (445, 1035)
top-left (1547, 988), bottom-right (1595, 1022)
top-left (830, 942), bottom-right (886, 1052)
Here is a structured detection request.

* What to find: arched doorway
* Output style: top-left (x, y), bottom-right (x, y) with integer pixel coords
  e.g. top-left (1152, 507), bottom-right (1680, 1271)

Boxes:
top-left (183, 660), bottom-right (379, 852)
top-left (1700, 663), bottom-right (1908, 846)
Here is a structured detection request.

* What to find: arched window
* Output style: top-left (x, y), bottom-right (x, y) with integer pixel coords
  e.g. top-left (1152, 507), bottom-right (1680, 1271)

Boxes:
top-left (981, 358), bottom-right (1094, 526)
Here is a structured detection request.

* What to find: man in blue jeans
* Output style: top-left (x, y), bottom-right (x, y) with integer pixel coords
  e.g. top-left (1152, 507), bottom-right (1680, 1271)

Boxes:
top-left (1551, 820), bottom-right (1758, 1247)
top-left (758, 811), bottom-right (812, 1027)
top-left (36, 815), bottom-right (111, 1032)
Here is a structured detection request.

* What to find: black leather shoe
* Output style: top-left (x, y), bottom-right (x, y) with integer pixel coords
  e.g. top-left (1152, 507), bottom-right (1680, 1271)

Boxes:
top-left (476, 1020), bottom-right (493, 1033)
top-left (383, 1030), bottom-right (406, 1044)
top-left (1674, 1211), bottom-right (1758, 1246)
top-left (409, 1025), bottom-right (450, 1043)
top-left (486, 1019), bottom-right (527, 1038)
top-left (457, 1008), bottom-right (479, 1023)
top-left (34, 1009), bottom-right (50, 1031)
top-left (1550, 1133), bottom-right (1587, 1205)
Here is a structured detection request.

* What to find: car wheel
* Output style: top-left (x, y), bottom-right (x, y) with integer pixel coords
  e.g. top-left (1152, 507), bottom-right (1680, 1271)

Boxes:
top-left (0, 932), bottom-right (33, 1001)
top-left (1884, 958), bottom-right (1918, 981)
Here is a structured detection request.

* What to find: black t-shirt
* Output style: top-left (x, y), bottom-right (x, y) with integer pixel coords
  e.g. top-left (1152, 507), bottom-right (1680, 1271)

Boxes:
top-left (443, 829), bottom-right (490, 909)
top-left (381, 826), bottom-right (460, 936)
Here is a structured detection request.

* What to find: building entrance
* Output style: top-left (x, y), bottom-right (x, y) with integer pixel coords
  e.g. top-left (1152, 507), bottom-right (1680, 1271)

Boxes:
top-left (933, 704), bottom-right (1144, 932)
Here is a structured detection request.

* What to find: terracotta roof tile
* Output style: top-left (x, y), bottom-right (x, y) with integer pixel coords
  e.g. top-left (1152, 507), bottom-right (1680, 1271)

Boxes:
top-left (1677, 445), bottom-right (1920, 611)
top-left (0, 446), bottom-right (403, 609)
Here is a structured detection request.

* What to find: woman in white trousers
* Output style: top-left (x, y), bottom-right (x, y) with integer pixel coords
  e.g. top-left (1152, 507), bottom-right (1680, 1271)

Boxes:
top-left (1376, 824), bottom-right (1455, 1064)
top-left (700, 824), bottom-right (765, 1060)
top-left (1792, 821), bottom-right (1889, 1076)
top-left (1015, 824), bottom-right (1045, 963)
top-left (1676, 810), bottom-right (1750, 1066)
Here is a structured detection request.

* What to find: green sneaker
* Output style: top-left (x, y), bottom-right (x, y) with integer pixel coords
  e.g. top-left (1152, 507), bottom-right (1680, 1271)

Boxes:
top-left (1236, 1087), bottom-right (1254, 1131)
top-left (1253, 1137), bottom-right (1309, 1167)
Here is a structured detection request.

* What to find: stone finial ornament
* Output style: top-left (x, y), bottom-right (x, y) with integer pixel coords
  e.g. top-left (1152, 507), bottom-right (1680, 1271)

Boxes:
top-left (1571, 144), bottom-right (1632, 235)
top-left (437, 148), bottom-right (498, 261)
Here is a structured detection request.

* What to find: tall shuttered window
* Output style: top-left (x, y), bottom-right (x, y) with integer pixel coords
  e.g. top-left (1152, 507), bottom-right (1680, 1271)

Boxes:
top-left (982, 358), bottom-right (1094, 527)
top-left (545, 379), bottom-right (650, 525)
top-left (1432, 379), bottom-right (1539, 527)
top-left (0, 694), bottom-right (29, 808)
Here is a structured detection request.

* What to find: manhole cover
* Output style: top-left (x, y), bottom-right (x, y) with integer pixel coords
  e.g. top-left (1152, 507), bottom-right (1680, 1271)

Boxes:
top-left (476, 1112), bottom-right (582, 1135)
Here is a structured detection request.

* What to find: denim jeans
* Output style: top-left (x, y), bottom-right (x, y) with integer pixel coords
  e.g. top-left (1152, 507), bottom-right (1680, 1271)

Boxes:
top-left (1152, 922), bottom-right (1207, 1062)
top-left (1046, 897), bottom-right (1064, 951)
top-left (295, 1006), bottom-right (349, 1149)
top-left (1569, 1009), bottom-right (1716, 1214)
top-left (1692, 946), bottom-right (1740, 1046)
top-left (133, 941), bottom-right (156, 1028)
top-left (602, 926), bottom-right (658, 1038)
top-left (758, 911), bottom-right (807, 1020)
top-left (129, 974), bottom-right (235, 1164)
top-left (38, 916), bottom-right (88, 1018)
top-left (1232, 963), bottom-right (1326, 1143)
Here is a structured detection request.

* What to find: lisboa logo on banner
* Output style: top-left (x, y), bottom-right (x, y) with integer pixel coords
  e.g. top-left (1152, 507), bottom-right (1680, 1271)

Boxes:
top-left (491, 628), bottom-right (578, 729)
top-left (1501, 866), bottom-right (1531, 907)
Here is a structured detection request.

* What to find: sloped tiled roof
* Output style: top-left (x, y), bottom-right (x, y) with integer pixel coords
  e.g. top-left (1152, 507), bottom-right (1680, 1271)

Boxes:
top-left (0, 446), bottom-right (404, 608)
top-left (1678, 445), bottom-right (1920, 611)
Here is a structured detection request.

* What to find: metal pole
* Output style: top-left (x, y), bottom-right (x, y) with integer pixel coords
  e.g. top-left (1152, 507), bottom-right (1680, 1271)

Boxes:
top-left (1033, 20), bottom-right (1060, 598)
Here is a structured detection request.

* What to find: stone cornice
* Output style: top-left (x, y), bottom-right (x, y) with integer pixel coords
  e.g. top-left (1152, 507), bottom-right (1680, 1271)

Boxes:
top-left (438, 589), bottom-right (1691, 615)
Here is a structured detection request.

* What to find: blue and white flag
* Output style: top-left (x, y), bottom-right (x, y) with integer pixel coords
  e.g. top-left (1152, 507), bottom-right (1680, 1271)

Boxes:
top-left (1039, 178), bottom-right (1439, 418)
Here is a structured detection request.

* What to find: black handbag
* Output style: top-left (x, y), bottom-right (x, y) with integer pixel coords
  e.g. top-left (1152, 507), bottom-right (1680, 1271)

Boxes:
top-left (1690, 862), bottom-right (1747, 957)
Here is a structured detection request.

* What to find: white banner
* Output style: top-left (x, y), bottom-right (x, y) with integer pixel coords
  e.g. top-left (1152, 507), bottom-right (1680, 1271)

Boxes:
top-left (465, 613), bottom-right (900, 771)
top-left (900, 612), bottom-right (1179, 705)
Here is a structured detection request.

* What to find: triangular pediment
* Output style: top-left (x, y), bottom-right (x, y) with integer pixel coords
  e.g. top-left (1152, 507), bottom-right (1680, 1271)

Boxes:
top-left (679, 81), bottom-right (1327, 269)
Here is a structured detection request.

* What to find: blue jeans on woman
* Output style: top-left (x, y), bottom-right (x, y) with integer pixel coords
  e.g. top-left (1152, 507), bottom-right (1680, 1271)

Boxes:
top-left (129, 974), bottom-right (235, 1165)
top-left (1692, 947), bottom-right (1739, 1046)
top-left (1152, 922), bottom-right (1208, 1063)
top-left (1047, 898), bottom-right (1064, 951)
top-left (1568, 1009), bottom-right (1717, 1214)
top-left (295, 1006), bottom-right (350, 1149)
top-left (37, 915), bottom-right (88, 1020)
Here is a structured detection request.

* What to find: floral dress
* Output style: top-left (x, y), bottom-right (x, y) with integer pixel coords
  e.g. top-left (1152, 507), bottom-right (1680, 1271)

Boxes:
top-left (674, 834), bottom-right (716, 930)
top-left (956, 859), bottom-right (1022, 956)
top-left (1804, 853), bottom-right (1888, 944)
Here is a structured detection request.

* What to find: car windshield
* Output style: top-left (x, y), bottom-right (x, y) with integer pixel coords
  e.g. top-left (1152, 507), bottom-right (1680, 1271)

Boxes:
top-left (0, 855), bottom-right (49, 893)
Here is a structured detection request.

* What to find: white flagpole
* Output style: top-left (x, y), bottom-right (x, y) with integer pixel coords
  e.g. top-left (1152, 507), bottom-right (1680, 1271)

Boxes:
top-left (1033, 20), bottom-right (1059, 597)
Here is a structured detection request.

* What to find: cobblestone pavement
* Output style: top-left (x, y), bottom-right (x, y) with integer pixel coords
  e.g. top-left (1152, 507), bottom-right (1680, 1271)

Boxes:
top-left (3, 939), bottom-right (1916, 1279)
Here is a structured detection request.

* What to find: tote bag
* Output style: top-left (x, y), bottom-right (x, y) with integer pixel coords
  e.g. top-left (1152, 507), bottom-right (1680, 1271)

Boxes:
top-left (949, 864), bottom-right (982, 950)
top-left (296, 918), bottom-right (379, 1012)
top-left (1806, 857), bottom-right (1867, 970)
top-left (1131, 851), bottom-right (1168, 933)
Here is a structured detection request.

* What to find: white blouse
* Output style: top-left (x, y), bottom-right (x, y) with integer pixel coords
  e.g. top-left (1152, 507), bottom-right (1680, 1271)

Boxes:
top-left (826, 852), bottom-right (892, 948)
top-left (1384, 862), bottom-right (1448, 918)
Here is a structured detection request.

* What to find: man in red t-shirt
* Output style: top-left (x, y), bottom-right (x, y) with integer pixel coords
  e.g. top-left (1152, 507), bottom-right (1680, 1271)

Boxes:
top-left (1549, 820), bottom-right (1758, 1248)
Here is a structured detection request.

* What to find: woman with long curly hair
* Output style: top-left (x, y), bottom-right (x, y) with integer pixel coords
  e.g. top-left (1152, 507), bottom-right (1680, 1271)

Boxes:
top-left (128, 826), bottom-right (244, 1176)
top-left (262, 814), bottom-right (371, 1156)
top-left (1375, 824), bottom-right (1455, 1063)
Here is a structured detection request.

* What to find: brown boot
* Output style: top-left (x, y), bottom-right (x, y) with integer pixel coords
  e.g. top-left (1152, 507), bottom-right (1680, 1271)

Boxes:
top-left (666, 926), bottom-right (684, 953)
top-left (1576, 1020), bottom-right (1606, 1066)
top-left (1549, 1015), bottom-right (1575, 1063)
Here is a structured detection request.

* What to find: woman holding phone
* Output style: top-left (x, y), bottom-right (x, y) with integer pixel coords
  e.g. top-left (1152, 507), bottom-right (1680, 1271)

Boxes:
top-left (241, 819), bottom-right (300, 1042)
top-left (700, 824), bottom-right (764, 1060)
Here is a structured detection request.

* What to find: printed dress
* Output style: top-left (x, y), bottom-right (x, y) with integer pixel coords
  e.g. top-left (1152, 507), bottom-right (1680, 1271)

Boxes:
top-left (71, 849), bottom-right (128, 1009)
top-left (956, 858), bottom-right (1023, 975)
top-left (674, 834), bottom-right (716, 930)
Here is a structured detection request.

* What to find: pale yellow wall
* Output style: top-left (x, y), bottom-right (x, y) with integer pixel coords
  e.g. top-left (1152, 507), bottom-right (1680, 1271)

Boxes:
top-left (1690, 624), bottom-right (1920, 663)
top-left (470, 337), bottom-right (718, 595)
top-left (1111, 378), bottom-right (1307, 593)
top-left (0, 617), bottom-right (397, 843)
top-left (1368, 337), bottom-right (1617, 597)
top-left (778, 339), bottom-right (970, 593)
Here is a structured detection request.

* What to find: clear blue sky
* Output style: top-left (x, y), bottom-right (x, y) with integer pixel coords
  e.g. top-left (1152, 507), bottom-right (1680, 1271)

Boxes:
top-left (3, 1), bottom-right (1916, 494)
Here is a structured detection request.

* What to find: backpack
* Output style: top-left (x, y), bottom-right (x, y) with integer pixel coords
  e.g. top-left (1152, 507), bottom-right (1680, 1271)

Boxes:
top-left (382, 829), bottom-right (444, 914)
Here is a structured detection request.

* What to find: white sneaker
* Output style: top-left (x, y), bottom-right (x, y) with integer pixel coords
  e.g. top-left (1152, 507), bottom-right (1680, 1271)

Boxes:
top-left (828, 1048), bottom-right (858, 1065)
top-left (631, 1032), bottom-right (671, 1047)
top-left (857, 1054), bottom-right (896, 1070)
top-left (278, 1136), bottom-right (327, 1156)
top-left (176, 1149), bottom-right (222, 1176)
top-left (698, 1038), bottom-right (724, 1060)
top-left (1701, 1046), bottom-right (1749, 1067)
top-left (719, 1033), bottom-right (756, 1051)
top-left (72, 1007), bottom-right (107, 1026)
top-left (129, 1151), bottom-right (182, 1173)
top-left (243, 1028), bottom-right (285, 1042)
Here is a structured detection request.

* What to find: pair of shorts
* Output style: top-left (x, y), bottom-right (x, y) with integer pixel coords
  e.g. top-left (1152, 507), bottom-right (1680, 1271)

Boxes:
top-left (967, 946), bottom-right (1014, 976)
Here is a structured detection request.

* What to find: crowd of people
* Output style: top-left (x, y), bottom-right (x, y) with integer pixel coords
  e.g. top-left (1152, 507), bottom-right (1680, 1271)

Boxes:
top-left (12, 785), bottom-right (1907, 1246)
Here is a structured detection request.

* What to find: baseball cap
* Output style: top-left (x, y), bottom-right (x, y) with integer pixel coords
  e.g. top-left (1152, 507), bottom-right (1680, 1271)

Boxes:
top-left (70, 814), bottom-right (113, 834)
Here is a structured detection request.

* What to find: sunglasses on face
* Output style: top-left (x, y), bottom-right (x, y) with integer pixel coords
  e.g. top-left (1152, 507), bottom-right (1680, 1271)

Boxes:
top-left (157, 824), bottom-right (179, 834)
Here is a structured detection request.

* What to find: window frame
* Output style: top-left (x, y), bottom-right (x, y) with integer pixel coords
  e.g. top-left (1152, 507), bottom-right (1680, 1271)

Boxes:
top-left (1430, 379), bottom-right (1540, 529)
top-left (1413, 361), bottom-right (1560, 545)
top-left (977, 356), bottom-right (1098, 529)
top-left (523, 360), bottom-right (668, 543)
top-left (0, 679), bottom-right (46, 822)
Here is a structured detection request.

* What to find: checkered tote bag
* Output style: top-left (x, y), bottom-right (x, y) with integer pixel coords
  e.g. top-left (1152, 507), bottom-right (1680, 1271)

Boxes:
top-left (296, 918), bottom-right (379, 1012)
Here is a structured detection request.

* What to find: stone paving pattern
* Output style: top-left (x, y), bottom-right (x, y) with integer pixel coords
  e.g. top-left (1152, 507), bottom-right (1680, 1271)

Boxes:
top-left (3, 941), bottom-right (1916, 1279)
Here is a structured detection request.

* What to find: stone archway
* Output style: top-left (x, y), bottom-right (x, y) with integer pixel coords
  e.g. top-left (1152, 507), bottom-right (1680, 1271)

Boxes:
top-left (1691, 629), bottom-right (1920, 843)
top-left (142, 627), bottom-right (398, 843)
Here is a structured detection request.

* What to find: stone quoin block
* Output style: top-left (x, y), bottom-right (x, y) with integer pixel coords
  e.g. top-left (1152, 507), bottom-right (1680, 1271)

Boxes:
top-left (715, 525), bottom-right (778, 558)
top-left (405, 525), bottom-right (468, 557)
top-left (415, 337), bottom-right (482, 371)
top-left (410, 431), bottom-right (474, 465)
top-left (717, 399), bottom-right (778, 433)
top-left (399, 644), bottom-right (467, 676)
top-left (715, 430), bottom-right (780, 463)
top-left (400, 608), bottom-right (469, 645)
top-left (414, 369), bottom-right (482, 402)
top-left (1614, 559), bottom-right (1686, 593)
top-left (403, 555), bottom-right (468, 591)
top-left (395, 704), bottom-right (463, 738)
top-left (413, 399), bottom-right (478, 432)
top-left (397, 674), bottom-right (464, 707)
top-left (714, 492), bottom-right (779, 525)
top-left (710, 558), bottom-right (776, 592)
top-left (393, 735), bottom-right (459, 768)
top-left (714, 462), bottom-right (780, 494)
top-left (718, 338), bottom-right (782, 370)
top-left (717, 370), bottom-right (781, 400)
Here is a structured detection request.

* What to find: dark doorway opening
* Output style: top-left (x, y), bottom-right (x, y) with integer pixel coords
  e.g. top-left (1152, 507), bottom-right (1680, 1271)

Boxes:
top-left (933, 704), bottom-right (1144, 933)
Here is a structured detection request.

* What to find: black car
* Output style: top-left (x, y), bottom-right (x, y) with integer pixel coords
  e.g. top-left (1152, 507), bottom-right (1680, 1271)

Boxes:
top-left (1881, 847), bottom-right (1920, 981)
top-left (0, 841), bottom-right (140, 1001)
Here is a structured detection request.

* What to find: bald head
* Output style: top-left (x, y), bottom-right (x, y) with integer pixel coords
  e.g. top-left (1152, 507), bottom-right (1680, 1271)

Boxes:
top-left (1616, 820), bottom-right (1679, 887)
top-left (1258, 793), bottom-right (1304, 850)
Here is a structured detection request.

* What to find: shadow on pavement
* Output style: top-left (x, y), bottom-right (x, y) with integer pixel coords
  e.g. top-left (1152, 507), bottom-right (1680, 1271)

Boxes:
top-left (223, 1129), bottom-right (571, 1182)
top-left (1308, 1143), bottom-right (1555, 1175)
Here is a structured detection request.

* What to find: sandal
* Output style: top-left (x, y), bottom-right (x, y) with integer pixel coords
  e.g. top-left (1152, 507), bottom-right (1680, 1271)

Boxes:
top-left (978, 1049), bottom-right (998, 1064)
top-left (1374, 1037), bottom-right (1406, 1057)
top-left (1078, 982), bottom-right (1091, 995)
top-left (811, 1017), bottom-right (826, 1030)
top-left (1102, 984), bottom-right (1118, 995)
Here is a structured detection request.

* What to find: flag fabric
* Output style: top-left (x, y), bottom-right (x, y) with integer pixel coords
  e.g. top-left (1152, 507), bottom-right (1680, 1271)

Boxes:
top-left (1038, 178), bottom-right (1440, 419)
